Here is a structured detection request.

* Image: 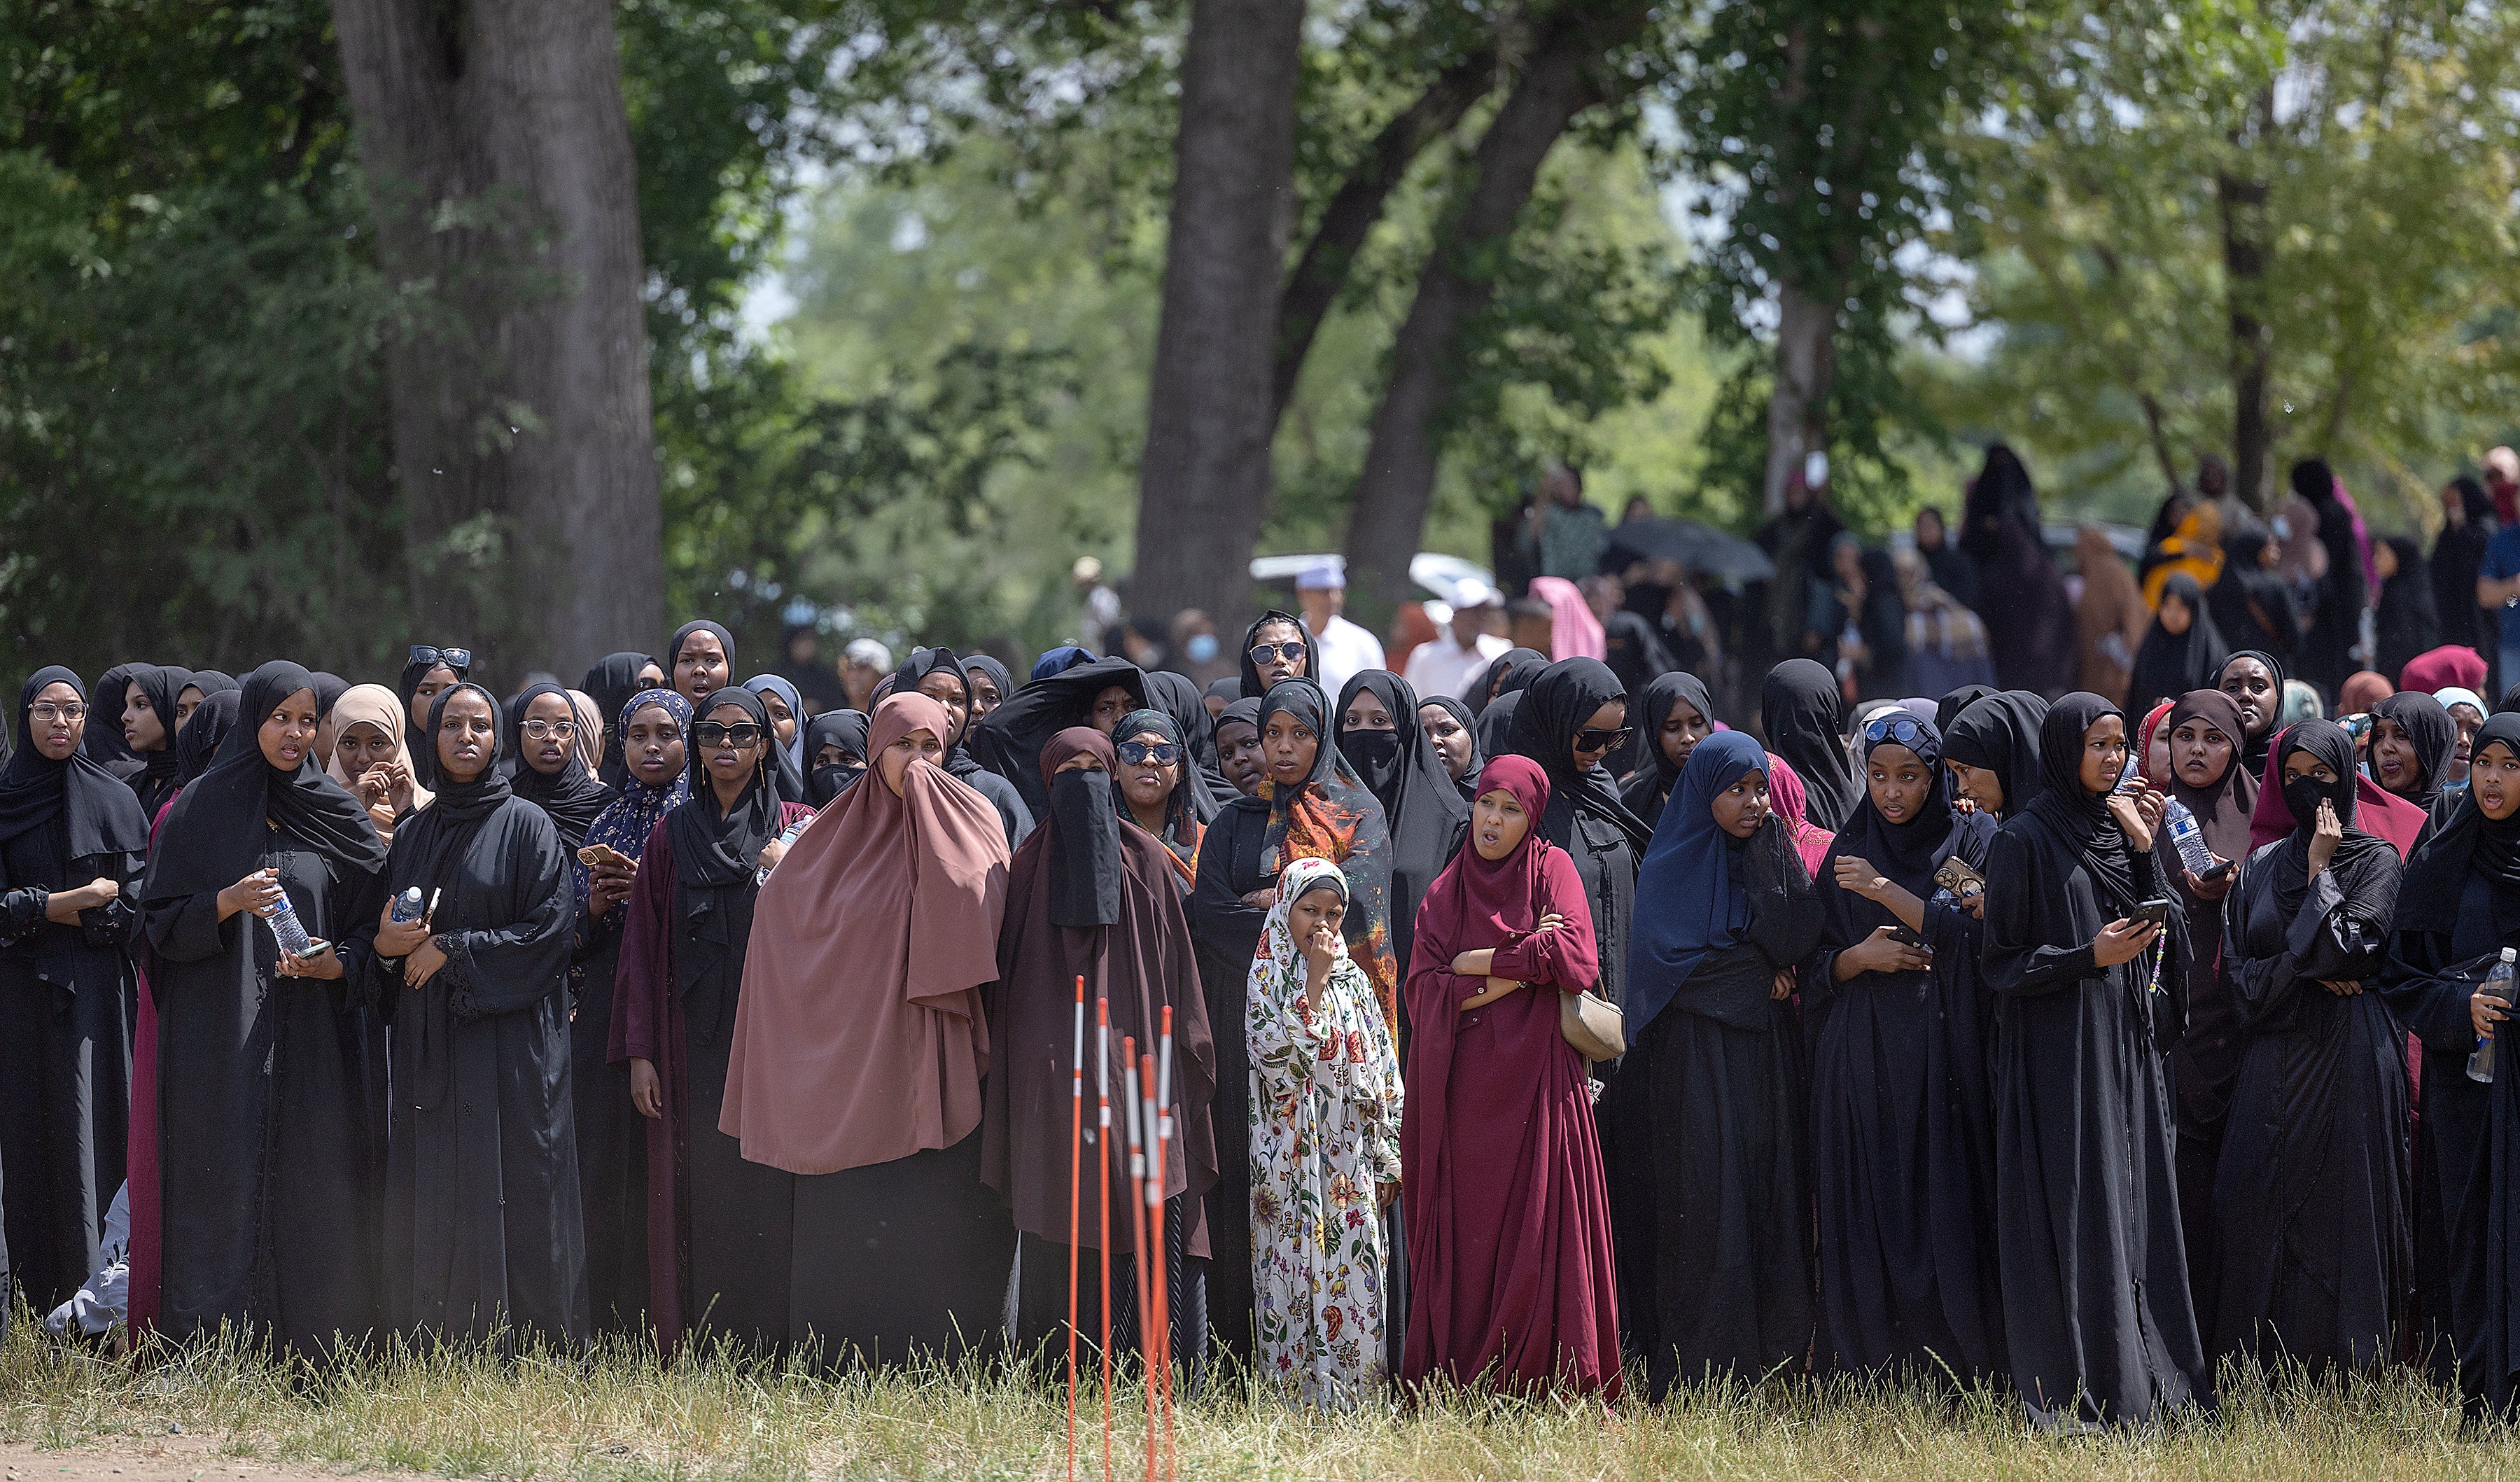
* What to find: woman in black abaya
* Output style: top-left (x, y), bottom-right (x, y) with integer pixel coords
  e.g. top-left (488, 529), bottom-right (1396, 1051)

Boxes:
top-left (120, 664), bottom-right (190, 820)
top-left (506, 682), bottom-right (611, 852)
top-left (2379, 713), bottom-right (2520, 1411)
top-left (2295, 460), bottom-right (2366, 700)
top-left (1418, 694), bottom-right (1482, 799)
top-left (396, 647), bottom-right (470, 790)
top-left (2124, 573), bottom-right (2228, 722)
top-left (1335, 669), bottom-right (1467, 1004)
top-left (1807, 711), bottom-right (2004, 1383)
top-left (1237, 610), bottom-right (1317, 699)
top-left (342, 682), bottom-right (585, 1347)
top-left (86, 664), bottom-right (146, 784)
top-left (1980, 693), bottom-right (2207, 1427)
top-left (1144, 668), bottom-right (1229, 809)
top-left (2217, 650), bottom-right (2288, 778)
top-left (804, 710), bottom-right (869, 804)
top-left (2369, 691), bottom-right (2460, 841)
top-left (1761, 659), bottom-right (1858, 833)
top-left (1618, 672), bottom-right (1718, 830)
top-left (895, 646), bottom-right (1038, 848)
top-left (1504, 659), bottom-right (1653, 1011)
top-left (2211, 718), bottom-right (2407, 1372)
top-left (1613, 731), bottom-right (1823, 1393)
top-left (1940, 690), bottom-right (2047, 823)
top-left (0, 669), bottom-right (150, 1312)
top-left (141, 661), bottom-right (388, 1357)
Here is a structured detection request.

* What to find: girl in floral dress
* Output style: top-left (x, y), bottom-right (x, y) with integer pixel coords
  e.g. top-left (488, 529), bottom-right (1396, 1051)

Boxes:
top-left (1247, 855), bottom-right (1404, 1408)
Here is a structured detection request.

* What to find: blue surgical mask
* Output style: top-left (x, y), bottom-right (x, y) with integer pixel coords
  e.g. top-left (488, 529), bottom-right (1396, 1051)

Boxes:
top-left (1186, 633), bottom-right (1219, 663)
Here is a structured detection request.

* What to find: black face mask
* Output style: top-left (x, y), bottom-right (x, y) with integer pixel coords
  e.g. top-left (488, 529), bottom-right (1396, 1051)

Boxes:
top-left (1339, 727), bottom-right (1402, 794)
top-left (2282, 774), bottom-right (2333, 827)
top-left (1047, 764), bottom-right (1123, 928)
top-left (811, 762), bottom-right (864, 806)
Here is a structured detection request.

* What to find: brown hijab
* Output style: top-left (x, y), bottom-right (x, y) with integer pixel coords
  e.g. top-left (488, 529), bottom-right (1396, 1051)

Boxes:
top-left (2164, 687), bottom-right (2258, 868)
top-left (720, 692), bottom-right (1010, 1175)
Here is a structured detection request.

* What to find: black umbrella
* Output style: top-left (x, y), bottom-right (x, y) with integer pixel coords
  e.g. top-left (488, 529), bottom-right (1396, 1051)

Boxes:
top-left (1604, 517), bottom-right (1777, 583)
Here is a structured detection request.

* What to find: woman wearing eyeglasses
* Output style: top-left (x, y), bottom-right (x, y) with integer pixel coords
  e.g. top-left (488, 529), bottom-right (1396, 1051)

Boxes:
top-left (1112, 707), bottom-right (1204, 890)
top-left (396, 644), bottom-right (470, 789)
top-left (338, 679), bottom-right (585, 1348)
top-left (1502, 659), bottom-right (1653, 1019)
top-left (1237, 610), bottom-right (1316, 699)
top-left (1808, 710), bottom-right (2005, 1385)
top-left (1188, 676), bottom-right (1399, 1362)
top-left (608, 687), bottom-right (814, 1352)
top-left (505, 682), bottom-right (610, 853)
top-left (0, 670), bottom-right (151, 1316)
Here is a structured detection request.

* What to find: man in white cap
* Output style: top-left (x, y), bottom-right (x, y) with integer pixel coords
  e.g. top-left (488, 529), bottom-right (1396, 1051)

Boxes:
top-left (1404, 577), bottom-right (1510, 701)
top-left (1072, 555), bottom-right (1122, 655)
top-left (840, 637), bottom-right (892, 712)
top-left (1296, 561), bottom-right (1385, 699)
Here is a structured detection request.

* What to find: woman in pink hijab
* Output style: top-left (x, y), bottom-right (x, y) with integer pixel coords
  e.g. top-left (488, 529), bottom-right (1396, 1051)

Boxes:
top-left (719, 692), bottom-right (1016, 1366)
top-left (1764, 752), bottom-right (1836, 879)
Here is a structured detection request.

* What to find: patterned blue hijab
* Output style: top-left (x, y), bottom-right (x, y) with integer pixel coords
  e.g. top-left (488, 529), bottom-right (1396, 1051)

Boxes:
top-left (570, 687), bottom-right (692, 918)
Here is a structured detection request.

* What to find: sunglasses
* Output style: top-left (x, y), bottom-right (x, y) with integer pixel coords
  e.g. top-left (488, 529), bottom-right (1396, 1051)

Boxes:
top-left (1575, 726), bottom-right (1634, 753)
top-left (409, 645), bottom-right (472, 671)
top-left (1248, 641), bottom-right (1309, 664)
top-left (1863, 715), bottom-right (1930, 750)
top-left (1117, 740), bottom-right (1182, 767)
top-left (520, 718), bottom-right (578, 741)
top-left (692, 721), bottom-right (764, 748)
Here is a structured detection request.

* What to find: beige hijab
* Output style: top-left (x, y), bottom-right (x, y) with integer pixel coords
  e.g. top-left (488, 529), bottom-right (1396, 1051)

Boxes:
top-left (720, 692), bottom-right (1009, 1175)
top-left (323, 683), bottom-right (433, 836)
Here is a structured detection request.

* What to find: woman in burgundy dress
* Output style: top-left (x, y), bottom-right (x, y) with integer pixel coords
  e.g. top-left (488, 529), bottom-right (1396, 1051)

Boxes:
top-left (1398, 753), bottom-right (1620, 1396)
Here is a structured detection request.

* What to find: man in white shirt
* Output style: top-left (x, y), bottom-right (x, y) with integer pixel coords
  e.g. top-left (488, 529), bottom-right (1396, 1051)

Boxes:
top-left (1297, 562), bottom-right (1386, 699)
top-left (1404, 578), bottom-right (1510, 701)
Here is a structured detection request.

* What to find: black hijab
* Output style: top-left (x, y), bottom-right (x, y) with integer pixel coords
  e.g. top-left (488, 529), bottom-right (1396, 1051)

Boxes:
top-left (1336, 670), bottom-right (1469, 953)
top-left (1238, 609), bottom-right (1317, 700)
top-left (396, 650), bottom-right (469, 790)
top-left (503, 681), bottom-right (611, 851)
top-left (2127, 571), bottom-right (2227, 718)
top-left (1469, 647), bottom-right (1548, 718)
top-left (419, 681), bottom-right (516, 825)
top-left (123, 663), bottom-right (190, 817)
top-left (186, 670), bottom-right (240, 697)
top-left (2267, 718), bottom-right (2400, 930)
top-left (1214, 697), bottom-right (1265, 795)
top-left (2398, 713), bottom-right (2520, 937)
top-left (1619, 671), bottom-right (1717, 825)
top-left (2218, 648), bottom-right (2290, 774)
top-left (1040, 727), bottom-right (1124, 928)
top-left (1142, 668), bottom-right (1226, 816)
top-left (968, 655), bottom-right (1148, 819)
top-left (2022, 692), bottom-right (2142, 914)
top-left (583, 651), bottom-right (658, 788)
top-left (1818, 712), bottom-right (1993, 947)
top-left (2372, 692), bottom-right (2456, 818)
top-left (1935, 684), bottom-right (1997, 734)
top-left (1762, 657), bottom-right (1858, 833)
top-left (1504, 657), bottom-right (1653, 854)
top-left (1943, 690), bottom-right (2048, 821)
top-left (965, 654), bottom-right (1016, 712)
top-left (668, 686), bottom-right (783, 890)
top-left (311, 671), bottom-right (350, 724)
top-left (85, 663), bottom-right (145, 781)
top-left (669, 620), bottom-right (735, 683)
top-left (803, 709), bottom-right (869, 806)
top-left (141, 659), bottom-right (387, 902)
top-left (1422, 693), bottom-right (1483, 799)
top-left (174, 689), bottom-right (242, 789)
top-left (0, 668), bottom-right (151, 859)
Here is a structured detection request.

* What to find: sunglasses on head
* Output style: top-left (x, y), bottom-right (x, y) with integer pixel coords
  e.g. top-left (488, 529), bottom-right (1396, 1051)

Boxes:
top-left (410, 645), bottom-right (471, 671)
top-left (1116, 739), bottom-right (1181, 767)
top-left (1248, 641), bottom-right (1309, 664)
top-left (1864, 715), bottom-right (1930, 750)
top-left (692, 720), bottom-right (763, 748)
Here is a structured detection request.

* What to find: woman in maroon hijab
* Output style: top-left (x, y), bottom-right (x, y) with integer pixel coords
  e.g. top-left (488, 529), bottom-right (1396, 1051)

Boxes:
top-left (1397, 753), bottom-right (1620, 1397)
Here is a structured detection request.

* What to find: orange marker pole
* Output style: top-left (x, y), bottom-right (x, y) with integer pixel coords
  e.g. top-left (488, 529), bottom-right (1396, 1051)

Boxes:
top-left (1138, 1049), bottom-right (1167, 1482)
top-left (1096, 1000), bottom-right (1114, 1482)
top-left (1154, 1009), bottom-right (1177, 1481)
top-left (1121, 1039), bottom-right (1155, 1482)
top-left (1065, 975), bottom-right (1085, 1482)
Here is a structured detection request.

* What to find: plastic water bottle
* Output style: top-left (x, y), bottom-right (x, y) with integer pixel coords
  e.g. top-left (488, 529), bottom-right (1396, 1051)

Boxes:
top-left (390, 887), bottom-right (427, 925)
top-left (2469, 948), bottom-right (2517, 1083)
top-left (262, 889), bottom-right (314, 958)
top-left (756, 819), bottom-right (807, 885)
top-left (2163, 797), bottom-right (2215, 876)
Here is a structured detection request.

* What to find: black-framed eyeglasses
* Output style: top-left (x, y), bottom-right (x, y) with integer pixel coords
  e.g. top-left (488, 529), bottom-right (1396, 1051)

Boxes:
top-left (692, 720), bottom-right (763, 748)
top-left (1116, 740), bottom-right (1181, 767)
top-left (1864, 715), bottom-right (1930, 750)
top-left (409, 645), bottom-right (472, 671)
top-left (1248, 641), bottom-right (1309, 664)
top-left (1575, 726), bottom-right (1634, 753)
top-left (29, 702), bottom-right (86, 723)
top-left (520, 719), bottom-right (578, 741)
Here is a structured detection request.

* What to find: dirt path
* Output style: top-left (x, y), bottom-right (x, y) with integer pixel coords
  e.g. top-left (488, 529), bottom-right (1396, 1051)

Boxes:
top-left (1, 1439), bottom-right (398, 1482)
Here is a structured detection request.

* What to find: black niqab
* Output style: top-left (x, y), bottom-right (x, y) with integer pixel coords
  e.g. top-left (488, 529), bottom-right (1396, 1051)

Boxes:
top-left (0, 667), bottom-right (150, 857)
top-left (2268, 719), bottom-right (2400, 929)
top-left (1042, 732), bottom-right (1125, 929)
top-left (1334, 669), bottom-right (1466, 975)
top-left (803, 709), bottom-right (868, 806)
top-left (668, 687), bottom-right (782, 890)
top-left (1762, 658), bottom-right (1858, 832)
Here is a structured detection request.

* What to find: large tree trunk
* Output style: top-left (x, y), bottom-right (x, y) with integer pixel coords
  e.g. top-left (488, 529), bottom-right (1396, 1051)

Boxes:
top-left (2219, 88), bottom-right (2276, 510)
top-left (1340, 5), bottom-right (1651, 624)
top-left (1760, 281), bottom-right (1837, 518)
top-left (330, 0), bottom-right (662, 682)
top-left (1128, 0), bottom-right (1306, 631)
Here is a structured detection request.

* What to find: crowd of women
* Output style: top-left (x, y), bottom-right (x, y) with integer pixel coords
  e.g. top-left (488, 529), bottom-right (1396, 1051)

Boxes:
top-left (8, 608), bottom-right (2520, 1429)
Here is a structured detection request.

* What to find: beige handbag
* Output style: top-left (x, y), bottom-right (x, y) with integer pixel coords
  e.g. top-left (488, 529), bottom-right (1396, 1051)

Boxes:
top-left (1559, 988), bottom-right (1625, 1062)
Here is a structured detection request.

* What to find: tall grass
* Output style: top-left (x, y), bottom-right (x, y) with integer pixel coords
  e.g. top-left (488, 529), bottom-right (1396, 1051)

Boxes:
top-left (3, 1311), bottom-right (2516, 1480)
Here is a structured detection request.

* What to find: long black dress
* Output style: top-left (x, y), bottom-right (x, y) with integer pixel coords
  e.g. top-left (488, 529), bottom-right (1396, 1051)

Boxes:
top-left (2211, 719), bottom-right (2406, 1371)
top-left (1980, 692), bottom-right (2207, 1427)
top-left (1807, 720), bottom-right (2005, 1383)
top-left (343, 684), bottom-right (587, 1347)
top-left (0, 667), bottom-right (149, 1313)
top-left (141, 660), bottom-right (389, 1357)
top-left (2379, 716), bottom-right (2520, 1413)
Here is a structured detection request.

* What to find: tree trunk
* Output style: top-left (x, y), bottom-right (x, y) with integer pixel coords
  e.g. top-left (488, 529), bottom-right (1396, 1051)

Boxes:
top-left (1129, 0), bottom-right (1306, 631)
top-left (1340, 5), bottom-right (1651, 625)
top-left (330, 0), bottom-right (662, 683)
top-left (2218, 89), bottom-right (2276, 511)
top-left (1760, 281), bottom-right (1837, 519)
